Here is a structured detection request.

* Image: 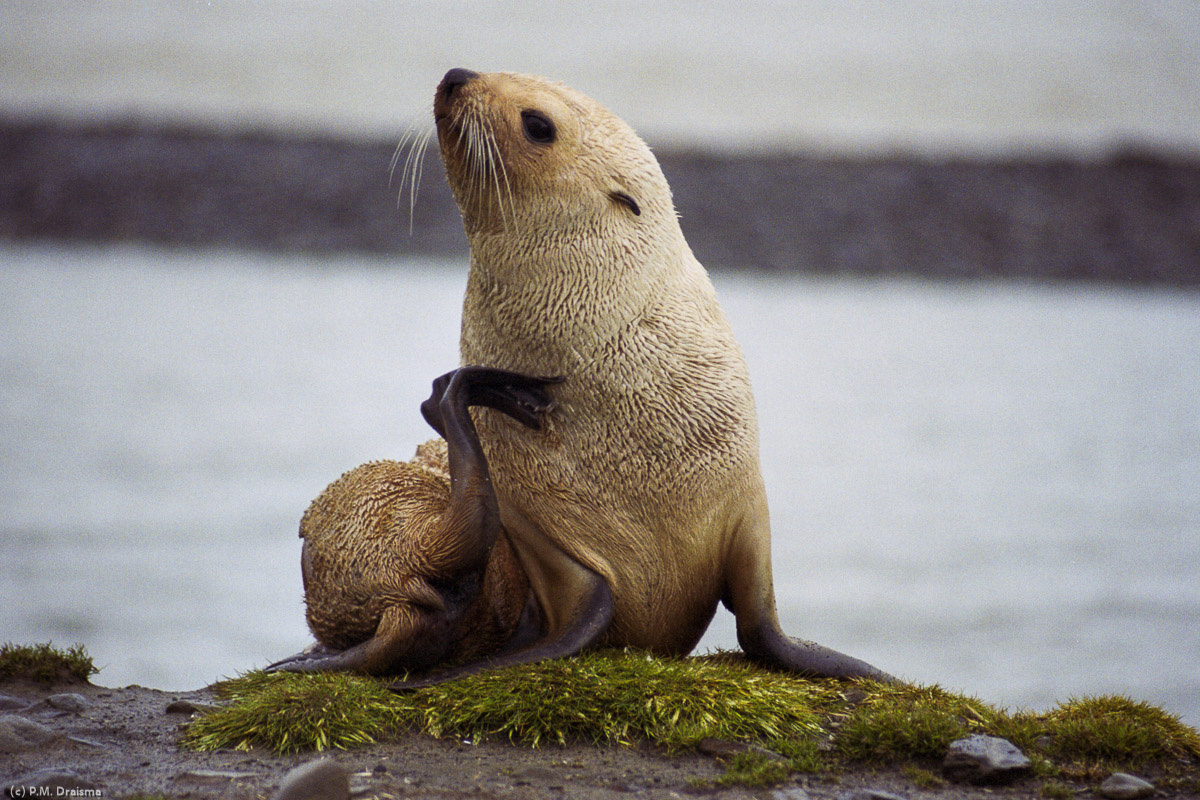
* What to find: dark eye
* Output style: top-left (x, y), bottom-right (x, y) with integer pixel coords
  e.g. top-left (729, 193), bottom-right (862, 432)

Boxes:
top-left (611, 191), bottom-right (641, 216)
top-left (521, 110), bottom-right (556, 144)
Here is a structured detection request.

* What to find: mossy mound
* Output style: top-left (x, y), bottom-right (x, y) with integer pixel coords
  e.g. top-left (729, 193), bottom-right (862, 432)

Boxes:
top-left (0, 642), bottom-right (98, 684)
top-left (183, 649), bottom-right (1200, 787)
top-left (185, 651), bottom-right (834, 753)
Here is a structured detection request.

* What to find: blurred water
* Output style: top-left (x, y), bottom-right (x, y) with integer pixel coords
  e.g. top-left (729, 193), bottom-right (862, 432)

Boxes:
top-left (2, 243), bottom-right (1197, 729)
top-left (2, 1), bottom-right (1199, 154)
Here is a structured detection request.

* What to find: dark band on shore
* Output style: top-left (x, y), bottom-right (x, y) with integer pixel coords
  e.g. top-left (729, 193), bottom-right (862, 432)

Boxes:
top-left (1, 118), bottom-right (1197, 286)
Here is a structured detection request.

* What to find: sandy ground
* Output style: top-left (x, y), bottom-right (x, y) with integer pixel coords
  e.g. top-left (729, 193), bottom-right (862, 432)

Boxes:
top-left (3, 675), bottom-right (1192, 800)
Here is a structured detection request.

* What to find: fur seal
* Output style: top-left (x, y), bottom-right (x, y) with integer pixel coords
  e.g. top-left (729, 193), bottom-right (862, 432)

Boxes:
top-left (402, 68), bottom-right (894, 684)
top-left (272, 69), bottom-right (893, 684)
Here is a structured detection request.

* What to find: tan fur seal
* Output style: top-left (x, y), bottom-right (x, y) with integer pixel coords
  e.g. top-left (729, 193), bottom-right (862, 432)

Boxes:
top-left (403, 68), bottom-right (894, 684)
top-left (271, 69), bottom-right (893, 684)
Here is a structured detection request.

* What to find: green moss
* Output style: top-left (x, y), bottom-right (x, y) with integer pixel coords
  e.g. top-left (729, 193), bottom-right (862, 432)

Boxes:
top-left (833, 683), bottom-right (1002, 762)
top-left (184, 670), bottom-right (401, 752)
top-left (1040, 780), bottom-right (1074, 799)
top-left (0, 642), bottom-right (98, 684)
top-left (714, 750), bottom-right (791, 788)
top-left (182, 648), bottom-right (1200, 790)
top-left (1032, 695), bottom-right (1200, 770)
top-left (901, 764), bottom-right (945, 789)
top-left (187, 650), bottom-right (834, 754)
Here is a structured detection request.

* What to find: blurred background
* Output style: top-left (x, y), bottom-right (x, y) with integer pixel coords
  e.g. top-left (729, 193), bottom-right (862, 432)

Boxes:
top-left (2, 1), bottom-right (1198, 728)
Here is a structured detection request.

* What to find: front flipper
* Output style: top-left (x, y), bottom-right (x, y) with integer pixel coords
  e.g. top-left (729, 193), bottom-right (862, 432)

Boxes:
top-left (389, 565), bottom-right (614, 691)
top-left (421, 367), bottom-right (563, 439)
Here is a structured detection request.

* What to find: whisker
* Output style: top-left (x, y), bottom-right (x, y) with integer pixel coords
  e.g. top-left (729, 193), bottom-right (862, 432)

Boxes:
top-left (400, 127), bottom-right (434, 235)
top-left (389, 117), bottom-right (436, 235)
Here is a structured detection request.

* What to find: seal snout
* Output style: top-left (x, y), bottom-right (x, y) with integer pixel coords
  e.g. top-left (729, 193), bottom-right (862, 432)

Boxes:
top-left (438, 68), bottom-right (479, 106)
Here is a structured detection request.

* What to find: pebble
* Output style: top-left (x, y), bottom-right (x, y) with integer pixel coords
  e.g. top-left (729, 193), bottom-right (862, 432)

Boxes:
top-left (942, 734), bottom-right (1031, 784)
top-left (0, 714), bottom-right (59, 753)
top-left (697, 738), bottom-right (789, 762)
top-left (178, 769), bottom-right (259, 783)
top-left (769, 788), bottom-right (813, 800)
top-left (1097, 772), bottom-right (1156, 800)
top-left (836, 790), bottom-right (909, 800)
top-left (46, 693), bottom-right (88, 713)
top-left (165, 698), bottom-right (222, 714)
top-left (272, 758), bottom-right (350, 800)
top-left (0, 694), bottom-right (30, 711)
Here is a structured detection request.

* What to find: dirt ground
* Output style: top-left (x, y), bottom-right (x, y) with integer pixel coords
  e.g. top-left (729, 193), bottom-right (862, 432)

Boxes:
top-left (2, 676), bottom-right (1191, 800)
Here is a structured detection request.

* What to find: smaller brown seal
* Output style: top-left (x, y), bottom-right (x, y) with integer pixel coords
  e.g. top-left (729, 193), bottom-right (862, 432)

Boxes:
top-left (266, 367), bottom-right (556, 675)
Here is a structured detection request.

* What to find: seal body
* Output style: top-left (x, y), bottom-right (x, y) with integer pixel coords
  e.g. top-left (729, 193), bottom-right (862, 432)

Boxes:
top-left (436, 69), bottom-right (890, 680)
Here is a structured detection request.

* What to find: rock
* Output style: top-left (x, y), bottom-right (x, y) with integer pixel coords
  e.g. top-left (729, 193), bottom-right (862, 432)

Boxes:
top-left (46, 693), bottom-right (88, 713)
top-left (178, 769), bottom-right (259, 783)
top-left (942, 735), bottom-right (1031, 784)
top-left (837, 790), bottom-right (909, 800)
top-left (1098, 772), bottom-right (1156, 799)
top-left (769, 788), bottom-right (813, 800)
top-left (0, 694), bottom-right (30, 711)
top-left (272, 758), bottom-right (350, 800)
top-left (697, 738), bottom-right (789, 762)
top-left (165, 698), bottom-right (222, 714)
top-left (0, 714), bottom-right (59, 753)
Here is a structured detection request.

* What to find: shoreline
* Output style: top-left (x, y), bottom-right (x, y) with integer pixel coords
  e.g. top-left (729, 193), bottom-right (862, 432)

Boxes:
top-left (2, 117), bottom-right (1198, 287)
top-left (2, 676), bottom-right (1190, 800)
top-left (3, 642), bottom-right (1198, 800)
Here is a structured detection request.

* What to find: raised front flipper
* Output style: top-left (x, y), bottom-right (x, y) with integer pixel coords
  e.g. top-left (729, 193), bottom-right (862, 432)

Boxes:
top-left (420, 366), bottom-right (563, 440)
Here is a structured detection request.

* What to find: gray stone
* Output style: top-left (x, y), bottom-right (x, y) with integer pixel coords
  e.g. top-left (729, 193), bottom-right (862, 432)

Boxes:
top-left (272, 758), bottom-right (350, 800)
top-left (0, 694), bottom-right (30, 711)
top-left (165, 698), bottom-right (222, 714)
top-left (942, 734), bottom-right (1031, 784)
top-left (836, 790), bottom-right (909, 800)
top-left (769, 788), bottom-right (813, 800)
top-left (46, 693), bottom-right (88, 713)
top-left (0, 714), bottom-right (59, 753)
top-left (1098, 772), bottom-right (1156, 800)
top-left (178, 769), bottom-right (259, 782)
top-left (698, 737), bottom-right (789, 762)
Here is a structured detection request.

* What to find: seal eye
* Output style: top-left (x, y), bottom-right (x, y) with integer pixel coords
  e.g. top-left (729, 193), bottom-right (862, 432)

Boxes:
top-left (521, 110), bottom-right (556, 144)
top-left (611, 192), bottom-right (641, 216)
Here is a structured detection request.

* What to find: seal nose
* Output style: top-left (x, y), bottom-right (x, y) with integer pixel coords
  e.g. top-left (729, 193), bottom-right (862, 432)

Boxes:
top-left (438, 68), bottom-right (479, 103)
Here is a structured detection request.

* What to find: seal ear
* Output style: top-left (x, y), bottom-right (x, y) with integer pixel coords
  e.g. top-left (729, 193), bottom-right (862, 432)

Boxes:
top-left (610, 191), bottom-right (641, 216)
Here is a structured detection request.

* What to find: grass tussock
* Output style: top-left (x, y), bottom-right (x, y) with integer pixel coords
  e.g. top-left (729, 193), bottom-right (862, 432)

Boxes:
top-left (186, 650), bottom-right (834, 754)
top-left (714, 750), bottom-right (792, 788)
top-left (182, 648), bottom-right (1200, 789)
top-left (1035, 695), bottom-right (1200, 770)
top-left (0, 642), bottom-right (98, 684)
top-left (833, 683), bottom-right (1004, 761)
